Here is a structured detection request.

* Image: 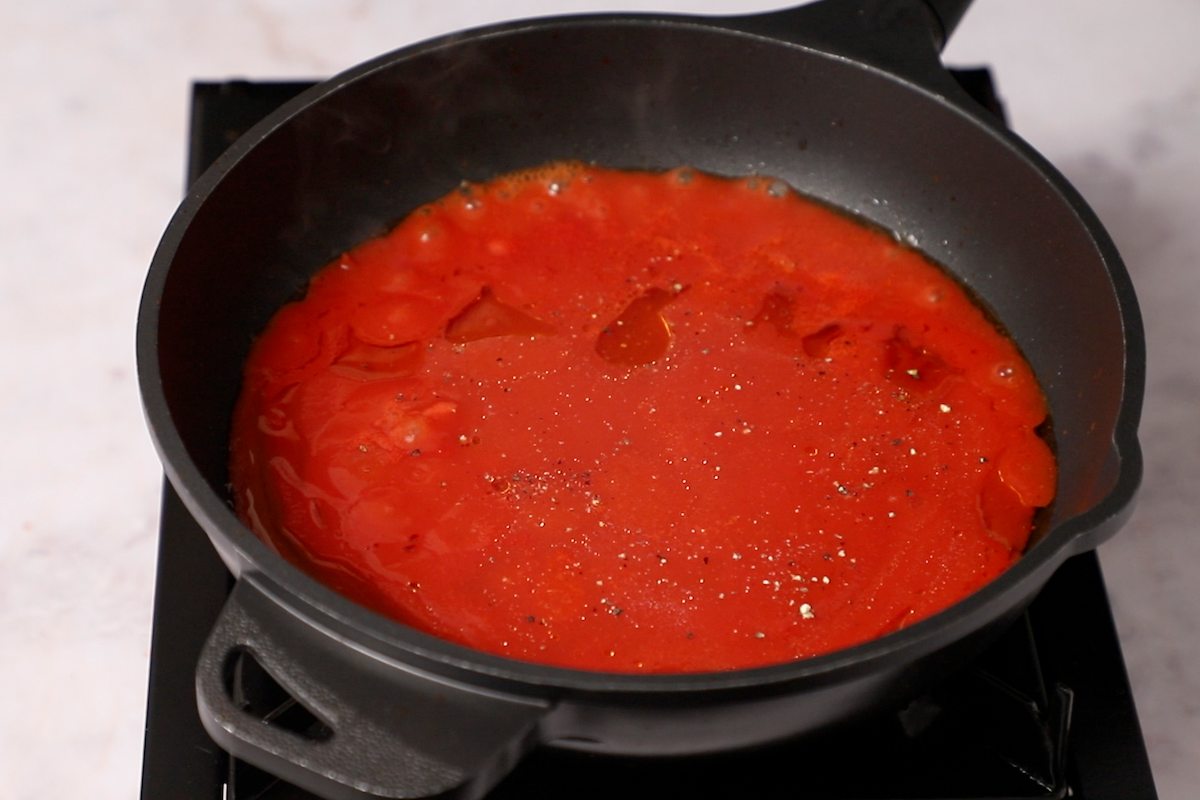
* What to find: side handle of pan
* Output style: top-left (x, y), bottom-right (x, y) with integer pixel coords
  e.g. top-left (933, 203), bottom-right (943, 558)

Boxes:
top-left (725, 0), bottom-right (979, 101)
top-left (195, 576), bottom-right (551, 799)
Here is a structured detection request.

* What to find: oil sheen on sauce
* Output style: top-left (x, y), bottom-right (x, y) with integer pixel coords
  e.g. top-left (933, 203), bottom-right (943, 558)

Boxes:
top-left (229, 163), bottom-right (1056, 673)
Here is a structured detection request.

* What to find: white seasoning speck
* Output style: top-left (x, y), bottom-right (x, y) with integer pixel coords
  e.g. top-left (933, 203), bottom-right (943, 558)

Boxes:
top-left (939, 403), bottom-right (952, 413)
top-left (799, 603), bottom-right (815, 620)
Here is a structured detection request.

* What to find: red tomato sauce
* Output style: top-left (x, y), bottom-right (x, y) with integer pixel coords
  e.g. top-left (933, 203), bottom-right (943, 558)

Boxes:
top-left (230, 163), bottom-right (1055, 673)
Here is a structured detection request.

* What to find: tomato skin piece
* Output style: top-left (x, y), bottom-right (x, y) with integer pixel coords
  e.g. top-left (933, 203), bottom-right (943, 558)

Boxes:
top-left (997, 434), bottom-right (1057, 509)
top-left (230, 163), bottom-right (1056, 673)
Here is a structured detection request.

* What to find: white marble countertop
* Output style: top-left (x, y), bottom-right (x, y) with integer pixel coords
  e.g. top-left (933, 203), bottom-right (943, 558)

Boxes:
top-left (2, 2), bottom-right (1196, 798)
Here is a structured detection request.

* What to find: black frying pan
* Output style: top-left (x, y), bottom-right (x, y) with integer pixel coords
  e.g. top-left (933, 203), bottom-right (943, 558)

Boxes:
top-left (137, 1), bottom-right (1144, 798)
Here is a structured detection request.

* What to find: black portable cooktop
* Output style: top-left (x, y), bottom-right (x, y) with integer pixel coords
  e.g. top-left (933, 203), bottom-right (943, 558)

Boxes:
top-left (139, 77), bottom-right (1157, 800)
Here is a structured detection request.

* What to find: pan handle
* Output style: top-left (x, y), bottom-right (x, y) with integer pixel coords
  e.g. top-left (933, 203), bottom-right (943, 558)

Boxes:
top-left (921, 0), bottom-right (973, 46)
top-left (724, 0), bottom-right (978, 99)
top-left (195, 576), bottom-right (551, 799)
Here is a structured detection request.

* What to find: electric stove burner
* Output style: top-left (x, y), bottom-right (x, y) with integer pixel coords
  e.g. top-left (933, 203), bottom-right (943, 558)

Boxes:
top-left (139, 78), bottom-right (1157, 800)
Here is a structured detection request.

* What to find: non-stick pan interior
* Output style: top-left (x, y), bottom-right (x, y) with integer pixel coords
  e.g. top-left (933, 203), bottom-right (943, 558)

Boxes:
top-left (148, 19), bottom-right (1132, 566)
